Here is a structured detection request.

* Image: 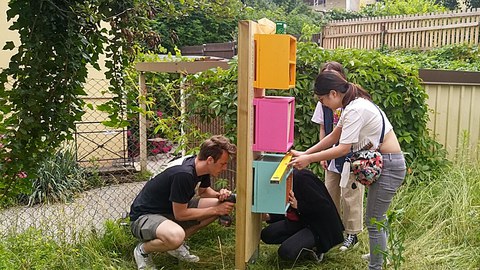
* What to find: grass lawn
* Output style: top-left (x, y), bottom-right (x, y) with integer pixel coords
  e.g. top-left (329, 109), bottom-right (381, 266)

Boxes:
top-left (1, 157), bottom-right (479, 269)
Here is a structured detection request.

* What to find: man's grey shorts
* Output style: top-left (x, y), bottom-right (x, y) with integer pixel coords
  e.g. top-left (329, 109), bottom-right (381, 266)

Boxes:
top-left (130, 198), bottom-right (200, 241)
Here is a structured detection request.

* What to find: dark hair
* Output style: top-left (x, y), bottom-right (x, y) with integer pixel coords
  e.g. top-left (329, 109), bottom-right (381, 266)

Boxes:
top-left (320, 61), bottom-right (346, 79)
top-left (314, 70), bottom-right (371, 107)
top-left (198, 135), bottom-right (237, 162)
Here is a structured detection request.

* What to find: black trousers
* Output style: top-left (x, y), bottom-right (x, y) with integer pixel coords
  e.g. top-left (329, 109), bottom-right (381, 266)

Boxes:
top-left (260, 219), bottom-right (316, 260)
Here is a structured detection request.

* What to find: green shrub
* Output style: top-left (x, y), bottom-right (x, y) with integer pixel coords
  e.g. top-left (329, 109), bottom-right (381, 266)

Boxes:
top-left (138, 42), bottom-right (448, 182)
top-left (360, 0), bottom-right (446, 17)
top-left (21, 148), bottom-right (88, 206)
top-left (386, 44), bottom-right (480, 71)
top-left (294, 42), bottom-right (449, 181)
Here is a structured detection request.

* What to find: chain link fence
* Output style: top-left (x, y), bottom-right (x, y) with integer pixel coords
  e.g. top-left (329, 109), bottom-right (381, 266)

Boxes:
top-left (0, 74), bottom-right (235, 242)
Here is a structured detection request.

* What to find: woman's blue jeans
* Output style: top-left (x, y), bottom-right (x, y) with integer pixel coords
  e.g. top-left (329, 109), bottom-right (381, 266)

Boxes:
top-left (365, 153), bottom-right (406, 270)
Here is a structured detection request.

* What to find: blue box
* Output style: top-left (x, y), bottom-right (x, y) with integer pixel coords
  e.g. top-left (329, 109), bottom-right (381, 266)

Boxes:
top-left (252, 154), bottom-right (293, 214)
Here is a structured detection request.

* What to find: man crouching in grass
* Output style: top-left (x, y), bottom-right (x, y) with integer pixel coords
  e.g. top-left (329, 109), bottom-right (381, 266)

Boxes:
top-left (129, 135), bottom-right (236, 270)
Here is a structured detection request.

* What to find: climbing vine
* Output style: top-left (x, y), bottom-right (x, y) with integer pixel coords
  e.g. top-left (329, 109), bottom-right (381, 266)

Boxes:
top-left (0, 0), bottom-right (237, 204)
top-left (0, 0), bottom-right (106, 201)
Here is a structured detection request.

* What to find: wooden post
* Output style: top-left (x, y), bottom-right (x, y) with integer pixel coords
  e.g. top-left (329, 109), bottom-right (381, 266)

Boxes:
top-left (139, 72), bottom-right (147, 172)
top-left (235, 20), bottom-right (263, 270)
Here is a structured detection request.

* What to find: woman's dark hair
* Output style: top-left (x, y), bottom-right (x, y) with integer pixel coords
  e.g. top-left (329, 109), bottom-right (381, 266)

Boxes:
top-left (320, 61), bottom-right (346, 79)
top-left (314, 70), bottom-right (371, 107)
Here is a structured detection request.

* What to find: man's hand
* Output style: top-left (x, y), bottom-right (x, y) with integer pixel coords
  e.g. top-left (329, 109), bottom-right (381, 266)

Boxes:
top-left (217, 188), bottom-right (232, 202)
top-left (216, 201), bottom-right (235, 215)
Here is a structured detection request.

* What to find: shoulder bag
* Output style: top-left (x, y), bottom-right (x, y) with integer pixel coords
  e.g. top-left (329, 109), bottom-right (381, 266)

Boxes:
top-left (347, 104), bottom-right (385, 186)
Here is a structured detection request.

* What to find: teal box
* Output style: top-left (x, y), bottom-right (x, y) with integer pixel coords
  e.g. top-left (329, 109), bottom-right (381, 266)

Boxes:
top-left (252, 154), bottom-right (293, 214)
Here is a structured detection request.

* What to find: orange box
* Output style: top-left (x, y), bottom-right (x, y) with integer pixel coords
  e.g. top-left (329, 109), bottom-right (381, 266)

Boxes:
top-left (254, 34), bottom-right (296, 89)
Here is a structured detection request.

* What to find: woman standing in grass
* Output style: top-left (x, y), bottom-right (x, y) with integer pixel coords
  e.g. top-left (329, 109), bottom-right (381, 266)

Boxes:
top-left (312, 61), bottom-right (364, 252)
top-left (289, 70), bottom-right (406, 270)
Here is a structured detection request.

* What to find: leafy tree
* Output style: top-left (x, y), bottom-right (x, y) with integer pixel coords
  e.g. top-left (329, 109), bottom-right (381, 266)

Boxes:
top-left (151, 2), bottom-right (242, 51)
top-left (0, 0), bottom-right (241, 204)
top-left (360, 0), bottom-right (446, 16)
top-left (241, 0), bottom-right (323, 35)
top-left (435, 0), bottom-right (459, 10)
top-left (466, 0), bottom-right (480, 8)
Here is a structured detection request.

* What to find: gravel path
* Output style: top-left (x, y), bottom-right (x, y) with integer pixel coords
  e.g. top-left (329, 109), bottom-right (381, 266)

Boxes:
top-left (0, 181), bottom-right (146, 242)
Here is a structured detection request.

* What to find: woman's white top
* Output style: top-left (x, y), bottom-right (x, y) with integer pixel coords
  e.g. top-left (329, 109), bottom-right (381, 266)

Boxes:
top-left (311, 102), bottom-right (325, 125)
top-left (338, 98), bottom-right (393, 152)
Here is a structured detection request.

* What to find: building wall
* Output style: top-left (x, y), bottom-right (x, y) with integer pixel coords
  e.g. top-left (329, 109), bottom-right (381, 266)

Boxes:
top-left (0, 1), bottom-right (19, 70)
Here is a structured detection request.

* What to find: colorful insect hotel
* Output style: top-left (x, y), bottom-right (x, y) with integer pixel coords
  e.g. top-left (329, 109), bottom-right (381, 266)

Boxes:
top-left (251, 33), bottom-right (297, 215)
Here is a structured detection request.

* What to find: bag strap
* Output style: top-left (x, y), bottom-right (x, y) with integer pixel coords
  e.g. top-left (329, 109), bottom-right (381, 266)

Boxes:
top-left (372, 102), bottom-right (386, 145)
top-left (347, 99), bottom-right (386, 153)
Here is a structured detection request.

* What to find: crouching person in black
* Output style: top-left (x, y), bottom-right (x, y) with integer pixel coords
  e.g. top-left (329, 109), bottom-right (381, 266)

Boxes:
top-left (129, 135), bottom-right (236, 270)
top-left (261, 169), bottom-right (344, 262)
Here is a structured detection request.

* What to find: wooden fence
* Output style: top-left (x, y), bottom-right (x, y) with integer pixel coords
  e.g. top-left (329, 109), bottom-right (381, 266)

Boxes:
top-left (321, 9), bottom-right (480, 50)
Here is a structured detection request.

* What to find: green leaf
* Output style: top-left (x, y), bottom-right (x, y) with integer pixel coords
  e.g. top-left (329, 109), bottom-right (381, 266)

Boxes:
top-left (3, 41), bottom-right (15, 50)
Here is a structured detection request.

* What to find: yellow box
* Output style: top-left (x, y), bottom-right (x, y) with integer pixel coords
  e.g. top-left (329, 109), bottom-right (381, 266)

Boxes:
top-left (254, 34), bottom-right (296, 89)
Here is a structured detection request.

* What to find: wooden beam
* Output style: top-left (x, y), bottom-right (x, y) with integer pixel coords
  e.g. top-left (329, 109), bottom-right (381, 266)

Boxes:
top-left (135, 61), bottom-right (229, 73)
top-left (420, 69), bottom-right (480, 85)
top-left (235, 20), bottom-right (262, 270)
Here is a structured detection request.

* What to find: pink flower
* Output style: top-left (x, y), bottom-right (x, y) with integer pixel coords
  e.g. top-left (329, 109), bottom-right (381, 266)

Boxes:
top-left (127, 130), bottom-right (132, 136)
top-left (17, 171), bottom-right (27, 178)
top-left (151, 148), bottom-right (160, 154)
top-left (162, 147), bottom-right (171, 153)
top-left (156, 111), bottom-right (163, 118)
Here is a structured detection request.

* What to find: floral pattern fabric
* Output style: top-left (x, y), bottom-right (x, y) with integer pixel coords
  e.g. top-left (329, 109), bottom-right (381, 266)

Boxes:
top-left (348, 150), bottom-right (383, 186)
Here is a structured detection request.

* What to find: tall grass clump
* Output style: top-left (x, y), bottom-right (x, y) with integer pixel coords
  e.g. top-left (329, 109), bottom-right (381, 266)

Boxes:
top-left (21, 148), bottom-right (88, 206)
top-left (0, 221), bottom-right (136, 270)
top-left (391, 147), bottom-right (480, 269)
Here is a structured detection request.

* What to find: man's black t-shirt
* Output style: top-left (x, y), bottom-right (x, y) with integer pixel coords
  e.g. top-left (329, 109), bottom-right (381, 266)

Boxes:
top-left (129, 156), bottom-right (211, 222)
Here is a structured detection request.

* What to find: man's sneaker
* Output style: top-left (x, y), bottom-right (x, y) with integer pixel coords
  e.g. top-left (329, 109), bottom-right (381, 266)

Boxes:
top-left (133, 244), bottom-right (157, 270)
top-left (339, 234), bottom-right (359, 251)
top-left (167, 243), bottom-right (200, 262)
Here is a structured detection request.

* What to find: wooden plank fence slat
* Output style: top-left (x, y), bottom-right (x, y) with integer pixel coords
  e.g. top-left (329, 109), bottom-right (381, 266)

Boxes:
top-left (321, 9), bottom-right (480, 50)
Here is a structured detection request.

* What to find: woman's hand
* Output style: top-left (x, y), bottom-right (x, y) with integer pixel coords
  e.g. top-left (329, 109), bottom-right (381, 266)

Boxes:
top-left (320, 160), bottom-right (328, 170)
top-left (288, 190), bottom-right (297, 209)
top-left (288, 155), bottom-right (312, 170)
top-left (289, 149), bottom-right (305, 157)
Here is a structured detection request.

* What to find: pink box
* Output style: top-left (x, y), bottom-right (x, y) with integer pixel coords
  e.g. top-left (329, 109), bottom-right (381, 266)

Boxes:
top-left (253, 96), bottom-right (295, 153)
